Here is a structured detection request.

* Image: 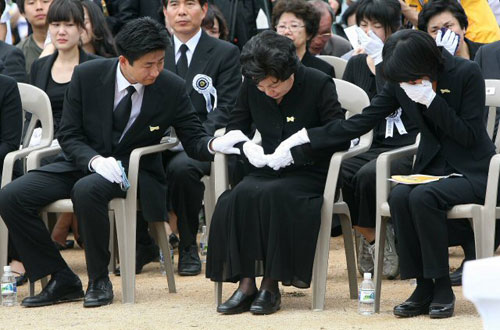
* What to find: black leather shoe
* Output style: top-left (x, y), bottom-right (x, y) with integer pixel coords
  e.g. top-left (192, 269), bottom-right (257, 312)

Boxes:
top-left (84, 276), bottom-right (114, 308)
top-left (393, 296), bottom-right (432, 317)
top-left (429, 295), bottom-right (455, 319)
top-left (178, 245), bottom-right (201, 276)
top-left (21, 271), bottom-right (84, 307)
top-left (450, 263), bottom-right (464, 286)
top-left (169, 233), bottom-right (180, 249)
top-left (114, 244), bottom-right (160, 276)
top-left (250, 290), bottom-right (281, 315)
top-left (217, 289), bottom-right (257, 315)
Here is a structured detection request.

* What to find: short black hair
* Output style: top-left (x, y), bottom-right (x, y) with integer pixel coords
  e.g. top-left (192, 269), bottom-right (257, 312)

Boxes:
top-left (356, 0), bottom-right (401, 36)
top-left (201, 4), bottom-right (228, 40)
top-left (0, 1), bottom-right (5, 16)
top-left (241, 30), bottom-right (299, 83)
top-left (341, 1), bottom-right (359, 27)
top-left (162, 0), bottom-right (208, 8)
top-left (272, 0), bottom-right (320, 40)
top-left (47, 0), bottom-right (84, 28)
top-left (417, 0), bottom-right (468, 32)
top-left (382, 29), bottom-right (444, 83)
top-left (16, 0), bottom-right (25, 14)
top-left (115, 17), bottom-right (170, 65)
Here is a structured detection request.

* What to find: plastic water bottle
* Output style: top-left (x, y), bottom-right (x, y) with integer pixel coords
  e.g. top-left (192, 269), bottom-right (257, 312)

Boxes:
top-left (159, 246), bottom-right (175, 276)
top-left (199, 225), bottom-right (208, 263)
top-left (358, 272), bottom-right (375, 315)
top-left (1, 266), bottom-right (17, 307)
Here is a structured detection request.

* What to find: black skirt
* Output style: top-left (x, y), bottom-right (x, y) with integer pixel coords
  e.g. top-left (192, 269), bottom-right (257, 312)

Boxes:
top-left (206, 167), bottom-right (326, 288)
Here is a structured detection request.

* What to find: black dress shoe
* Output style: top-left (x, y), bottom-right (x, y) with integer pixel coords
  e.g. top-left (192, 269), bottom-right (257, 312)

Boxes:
top-left (178, 245), bottom-right (201, 276)
top-left (450, 262), bottom-right (464, 286)
top-left (21, 271), bottom-right (84, 307)
top-left (250, 290), bottom-right (281, 315)
top-left (114, 244), bottom-right (160, 276)
top-left (169, 233), bottom-right (180, 249)
top-left (393, 296), bottom-right (432, 317)
top-left (429, 295), bottom-right (455, 319)
top-left (217, 289), bottom-right (257, 315)
top-left (84, 277), bottom-right (114, 308)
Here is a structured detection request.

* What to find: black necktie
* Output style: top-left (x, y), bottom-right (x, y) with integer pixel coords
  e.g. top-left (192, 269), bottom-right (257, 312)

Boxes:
top-left (113, 85), bottom-right (136, 145)
top-left (176, 44), bottom-right (188, 78)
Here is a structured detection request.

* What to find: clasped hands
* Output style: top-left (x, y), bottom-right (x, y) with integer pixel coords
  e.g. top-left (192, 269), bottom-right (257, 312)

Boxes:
top-left (239, 128), bottom-right (310, 171)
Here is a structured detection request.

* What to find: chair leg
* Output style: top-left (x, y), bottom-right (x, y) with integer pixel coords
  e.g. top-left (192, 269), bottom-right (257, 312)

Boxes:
top-left (108, 211), bottom-right (116, 273)
top-left (311, 209), bottom-right (333, 311)
top-left (339, 214), bottom-right (358, 299)
top-left (150, 222), bottom-right (176, 293)
top-left (29, 281), bottom-right (35, 296)
top-left (215, 282), bottom-right (222, 308)
top-left (0, 218), bottom-right (8, 272)
top-left (113, 200), bottom-right (136, 304)
top-left (374, 216), bottom-right (388, 313)
top-left (473, 210), bottom-right (495, 259)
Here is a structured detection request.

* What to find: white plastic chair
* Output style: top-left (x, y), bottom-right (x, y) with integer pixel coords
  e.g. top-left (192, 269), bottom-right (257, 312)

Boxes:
top-left (373, 79), bottom-right (500, 313)
top-left (213, 79), bottom-right (372, 311)
top-left (26, 135), bottom-right (179, 304)
top-left (0, 83), bottom-right (54, 274)
top-left (317, 55), bottom-right (348, 79)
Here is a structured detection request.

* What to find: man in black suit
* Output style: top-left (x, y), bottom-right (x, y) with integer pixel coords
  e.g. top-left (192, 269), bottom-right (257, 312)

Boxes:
top-left (0, 17), bottom-right (247, 308)
top-left (160, 0), bottom-right (241, 276)
top-left (0, 40), bottom-right (27, 82)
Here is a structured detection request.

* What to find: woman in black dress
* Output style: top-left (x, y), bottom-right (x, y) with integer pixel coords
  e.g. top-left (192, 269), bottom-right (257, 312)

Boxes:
top-left (272, 0), bottom-right (335, 77)
top-left (206, 31), bottom-right (347, 315)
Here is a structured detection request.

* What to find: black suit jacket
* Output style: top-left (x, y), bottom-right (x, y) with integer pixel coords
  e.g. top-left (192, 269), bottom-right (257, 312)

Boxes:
top-left (0, 41), bottom-right (27, 83)
top-left (307, 50), bottom-right (495, 198)
top-left (474, 40), bottom-right (500, 79)
top-left (0, 75), bottom-right (22, 173)
top-left (164, 31), bottom-right (241, 135)
top-left (39, 59), bottom-right (213, 221)
top-left (118, 0), bottom-right (163, 25)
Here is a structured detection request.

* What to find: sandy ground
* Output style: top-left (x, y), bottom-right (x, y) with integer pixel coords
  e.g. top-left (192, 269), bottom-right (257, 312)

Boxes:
top-left (0, 237), bottom-right (488, 330)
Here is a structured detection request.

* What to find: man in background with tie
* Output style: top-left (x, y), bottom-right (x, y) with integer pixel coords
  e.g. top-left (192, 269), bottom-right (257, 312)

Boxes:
top-left (156, 0), bottom-right (241, 276)
top-left (0, 17), bottom-right (247, 308)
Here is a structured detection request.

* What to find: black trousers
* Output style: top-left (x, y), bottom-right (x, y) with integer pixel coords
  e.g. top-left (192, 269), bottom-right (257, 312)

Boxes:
top-left (341, 146), bottom-right (413, 228)
top-left (164, 150), bottom-right (210, 249)
top-left (388, 177), bottom-right (482, 280)
top-left (0, 170), bottom-right (125, 282)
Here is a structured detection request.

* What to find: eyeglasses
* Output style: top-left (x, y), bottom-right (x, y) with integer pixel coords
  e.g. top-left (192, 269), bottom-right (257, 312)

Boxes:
top-left (276, 23), bottom-right (305, 33)
top-left (314, 32), bottom-right (332, 40)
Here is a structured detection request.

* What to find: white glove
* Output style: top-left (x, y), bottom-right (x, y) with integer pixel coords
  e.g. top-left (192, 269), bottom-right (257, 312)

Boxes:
top-left (267, 147), bottom-right (294, 171)
top-left (435, 29), bottom-right (459, 56)
top-left (90, 156), bottom-right (123, 183)
top-left (400, 80), bottom-right (436, 108)
top-left (267, 128), bottom-right (310, 170)
top-left (356, 27), bottom-right (384, 65)
top-left (243, 141), bottom-right (269, 168)
top-left (211, 130), bottom-right (249, 155)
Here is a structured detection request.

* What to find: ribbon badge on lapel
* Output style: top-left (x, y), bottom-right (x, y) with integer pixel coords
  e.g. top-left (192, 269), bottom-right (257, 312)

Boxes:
top-left (287, 116), bottom-right (295, 122)
top-left (193, 74), bottom-right (217, 113)
top-left (385, 108), bottom-right (407, 138)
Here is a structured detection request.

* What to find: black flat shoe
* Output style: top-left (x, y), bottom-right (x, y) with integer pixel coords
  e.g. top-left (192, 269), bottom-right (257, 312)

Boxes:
top-left (84, 277), bottom-right (114, 308)
top-left (53, 240), bottom-right (74, 251)
top-left (12, 271), bottom-right (28, 287)
top-left (429, 295), bottom-right (455, 319)
top-left (250, 290), bottom-right (281, 315)
top-left (217, 289), bottom-right (257, 315)
top-left (114, 243), bottom-right (160, 276)
top-left (169, 233), bottom-right (180, 249)
top-left (393, 296), bottom-right (432, 317)
top-left (21, 272), bottom-right (84, 307)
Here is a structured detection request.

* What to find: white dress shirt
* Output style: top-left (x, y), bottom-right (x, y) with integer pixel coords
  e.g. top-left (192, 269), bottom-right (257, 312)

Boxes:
top-left (114, 62), bottom-right (145, 141)
top-left (173, 28), bottom-right (202, 67)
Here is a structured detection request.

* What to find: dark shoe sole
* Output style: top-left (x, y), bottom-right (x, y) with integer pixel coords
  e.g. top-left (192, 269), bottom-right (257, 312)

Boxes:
top-left (429, 310), bottom-right (454, 319)
top-left (393, 307), bottom-right (429, 318)
top-left (83, 298), bottom-right (114, 308)
top-left (178, 269), bottom-right (201, 276)
top-left (250, 305), bottom-right (281, 315)
top-left (21, 290), bottom-right (84, 307)
top-left (217, 304), bottom-right (252, 315)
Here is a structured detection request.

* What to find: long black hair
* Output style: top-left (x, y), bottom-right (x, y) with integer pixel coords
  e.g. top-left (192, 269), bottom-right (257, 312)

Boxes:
top-left (81, 0), bottom-right (117, 57)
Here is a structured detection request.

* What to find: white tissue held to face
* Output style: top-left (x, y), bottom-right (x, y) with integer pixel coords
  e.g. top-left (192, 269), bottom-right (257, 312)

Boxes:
top-left (399, 79), bottom-right (436, 108)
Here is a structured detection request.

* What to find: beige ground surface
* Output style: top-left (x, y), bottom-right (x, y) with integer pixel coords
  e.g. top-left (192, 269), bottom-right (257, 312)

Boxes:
top-left (0, 237), bottom-right (487, 330)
